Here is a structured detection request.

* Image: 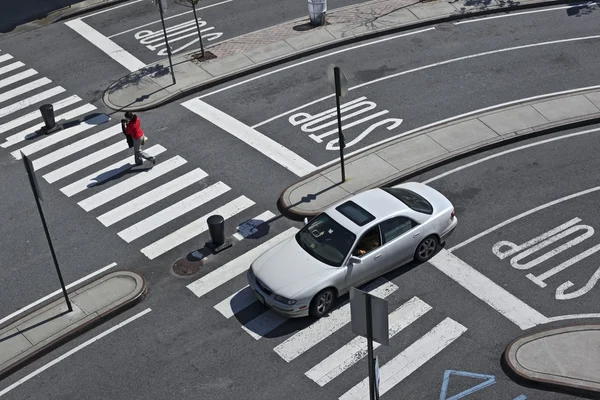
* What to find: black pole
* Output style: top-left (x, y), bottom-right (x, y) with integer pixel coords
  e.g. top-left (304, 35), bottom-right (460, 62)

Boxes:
top-left (191, 1), bottom-right (205, 58)
top-left (158, 0), bottom-right (176, 85)
top-left (22, 154), bottom-right (72, 312)
top-left (366, 293), bottom-right (375, 400)
top-left (334, 67), bottom-right (346, 182)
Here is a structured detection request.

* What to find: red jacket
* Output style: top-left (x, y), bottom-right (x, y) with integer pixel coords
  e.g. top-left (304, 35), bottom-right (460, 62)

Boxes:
top-left (125, 118), bottom-right (144, 140)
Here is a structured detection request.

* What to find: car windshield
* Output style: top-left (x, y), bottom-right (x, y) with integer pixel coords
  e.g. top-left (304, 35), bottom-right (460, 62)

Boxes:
top-left (296, 213), bottom-right (356, 267)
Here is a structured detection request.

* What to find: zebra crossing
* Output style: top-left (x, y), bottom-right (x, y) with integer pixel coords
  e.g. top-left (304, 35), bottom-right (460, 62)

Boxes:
top-left (186, 228), bottom-right (468, 399)
top-left (0, 50), bottom-right (272, 260)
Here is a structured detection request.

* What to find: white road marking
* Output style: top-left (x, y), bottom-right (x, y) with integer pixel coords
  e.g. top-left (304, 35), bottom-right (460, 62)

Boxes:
top-left (547, 313), bottom-right (600, 322)
top-left (0, 69), bottom-right (37, 90)
top-left (233, 210), bottom-right (276, 240)
top-left (273, 278), bottom-right (398, 363)
top-left (0, 77), bottom-right (51, 104)
top-left (0, 54), bottom-right (13, 64)
top-left (0, 262), bottom-right (117, 326)
top-left (455, 2), bottom-right (599, 24)
top-left (117, 181), bottom-right (230, 243)
top-left (182, 99), bottom-right (316, 177)
top-left (0, 95), bottom-right (81, 137)
top-left (141, 195), bottom-right (255, 259)
top-left (60, 145), bottom-right (166, 197)
top-left (429, 249), bottom-right (548, 329)
top-left (527, 243), bottom-right (600, 288)
top-left (214, 285), bottom-right (256, 318)
top-left (241, 309), bottom-right (288, 340)
top-left (78, 0), bottom-right (144, 19)
top-left (0, 62), bottom-right (25, 77)
top-left (108, 0), bottom-right (234, 38)
top-left (32, 123), bottom-right (121, 169)
top-left (0, 86), bottom-right (65, 119)
top-left (65, 19), bottom-right (145, 72)
top-left (306, 296), bottom-right (432, 387)
top-left (339, 317), bottom-right (466, 400)
top-left (187, 227), bottom-right (298, 297)
top-left (3, 103), bottom-right (96, 147)
top-left (82, 155), bottom-right (190, 213)
top-left (0, 308), bottom-right (151, 397)
top-left (11, 114), bottom-right (109, 159)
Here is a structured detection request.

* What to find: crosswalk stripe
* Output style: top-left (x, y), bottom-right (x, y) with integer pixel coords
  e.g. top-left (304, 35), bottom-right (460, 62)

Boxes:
top-left (339, 318), bottom-right (467, 400)
top-left (0, 54), bottom-right (13, 64)
top-left (186, 227), bottom-right (298, 297)
top-left (214, 285), bottom-right (256, 319)
top-left (0, 69), bottom-right (37, 90)
top-left (3, 103), bottom-right (97, 147)
top-left (305, 297), bottom-right (432, 387)
top-left (241, 309), bottom-right (288, 340)
top-left (11, 113), bottom-right (109, 159)
top-left (233, 210), bottom-right (276, 240)
top-left (0, 62), bottom-right (25, 77)
top-left (141, 195), bottom-right (256, 260)
top-left (43, 141), bottom-right (129, 183)
top-left (0, 77), bottom-right (51, 104)
top-left (32, 123), bottom-right (120, 169)
top-left (0, 86), bottom-right (65, 119)
top-left (273, 278), bottom-right (399, 363)
top-left (59, 145), bottom-right (166, 197)
top-left (83, 156), bottom-right (191, 214)
top-left (0, 95), bottom-right (81, 136)
top-left (117, 181), bottom-right (230, 243)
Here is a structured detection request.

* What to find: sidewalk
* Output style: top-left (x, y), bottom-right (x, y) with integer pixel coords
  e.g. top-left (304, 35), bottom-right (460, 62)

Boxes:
top-left (505, 324), bottom-right (600, 395)
top-left (103, 0), bottom-right (566, 111)
top-left (0, 271), bottom-right (146, 379)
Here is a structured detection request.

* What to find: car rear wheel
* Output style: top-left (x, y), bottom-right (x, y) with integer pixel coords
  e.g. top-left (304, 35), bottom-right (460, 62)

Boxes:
top-left (415, 235), bottom-right (439, 262)
top-left (309, 288), bottom-right (336, 318)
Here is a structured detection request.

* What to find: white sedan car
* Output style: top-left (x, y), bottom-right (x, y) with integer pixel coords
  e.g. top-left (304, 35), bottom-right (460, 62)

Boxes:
top-left (247, 181), bottom-right (457, 318)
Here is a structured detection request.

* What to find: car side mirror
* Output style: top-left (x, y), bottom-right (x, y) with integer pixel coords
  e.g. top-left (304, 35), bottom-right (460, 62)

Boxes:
top-left (349, 255), bottom-right (362, 264)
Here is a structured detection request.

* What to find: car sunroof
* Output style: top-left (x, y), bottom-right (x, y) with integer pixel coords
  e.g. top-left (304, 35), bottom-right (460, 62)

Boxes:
top-left (335, 201), bottom-right (375, 226)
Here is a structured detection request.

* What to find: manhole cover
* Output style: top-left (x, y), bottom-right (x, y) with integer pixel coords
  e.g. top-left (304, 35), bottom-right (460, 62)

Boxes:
top-left (172, 257), bottom-right (203, 276)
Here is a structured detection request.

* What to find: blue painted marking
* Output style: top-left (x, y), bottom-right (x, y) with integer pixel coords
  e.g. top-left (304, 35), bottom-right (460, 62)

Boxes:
top-left (513, 396), bottom-right (527, 400)
top-left (439, 370), bottom-right (496, 400)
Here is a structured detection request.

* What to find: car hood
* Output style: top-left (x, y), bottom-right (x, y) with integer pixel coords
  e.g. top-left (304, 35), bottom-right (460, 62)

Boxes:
top-left (251, 235), bottom-right (335, 299)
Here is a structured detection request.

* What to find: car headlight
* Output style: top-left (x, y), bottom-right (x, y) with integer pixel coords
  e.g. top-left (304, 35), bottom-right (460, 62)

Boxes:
top-left (274, 295), bottom-right (297, 305)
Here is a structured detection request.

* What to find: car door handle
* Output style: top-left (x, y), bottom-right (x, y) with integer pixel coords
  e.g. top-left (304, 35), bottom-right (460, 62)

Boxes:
top-left (413, 232), bottom-right (420, 238)
top-left (374, 254), bottom-right (382, 259)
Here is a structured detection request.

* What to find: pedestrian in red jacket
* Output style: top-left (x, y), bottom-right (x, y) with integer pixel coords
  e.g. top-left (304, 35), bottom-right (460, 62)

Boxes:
top-left (123, 111), bottom-right (155, 166)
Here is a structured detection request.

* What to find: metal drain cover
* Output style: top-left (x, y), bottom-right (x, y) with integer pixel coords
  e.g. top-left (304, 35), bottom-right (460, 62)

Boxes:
top-left (172, 257), bottom-right (203, 277)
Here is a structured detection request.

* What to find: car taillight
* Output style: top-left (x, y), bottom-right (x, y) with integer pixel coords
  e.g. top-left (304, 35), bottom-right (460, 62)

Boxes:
top-left (451, 209), bottom-right (455, 219)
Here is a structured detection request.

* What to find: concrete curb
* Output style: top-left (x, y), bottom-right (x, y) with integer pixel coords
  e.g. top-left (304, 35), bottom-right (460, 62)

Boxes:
top-left (504, 324), bottom-right (600, 397)
top-left (0, 270), bottom-right (147, 380)
top-left (102, 0), bottom-right (577, 112)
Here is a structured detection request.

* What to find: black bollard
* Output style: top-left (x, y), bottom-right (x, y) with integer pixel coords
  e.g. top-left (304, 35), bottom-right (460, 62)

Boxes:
top-left (207, 215), bottom-right (232, 253)
top-left (39, 104), bottom-right (62, 134)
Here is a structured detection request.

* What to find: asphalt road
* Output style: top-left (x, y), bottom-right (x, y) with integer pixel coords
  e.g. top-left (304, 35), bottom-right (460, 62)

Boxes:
top-left (2, 3), bottom-right (600, 400)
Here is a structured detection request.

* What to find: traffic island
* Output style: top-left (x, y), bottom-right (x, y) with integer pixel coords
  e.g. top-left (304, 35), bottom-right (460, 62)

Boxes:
top-left (504, 324), bottom-right (600, 396)
top-left (0, 271), bottom-right (146, 380)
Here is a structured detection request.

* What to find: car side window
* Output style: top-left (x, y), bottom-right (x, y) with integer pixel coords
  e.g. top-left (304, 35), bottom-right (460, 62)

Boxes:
top-left (353, 226), bottom-right (382, 257)
top-left (380, 217), bottom-right (418, 244)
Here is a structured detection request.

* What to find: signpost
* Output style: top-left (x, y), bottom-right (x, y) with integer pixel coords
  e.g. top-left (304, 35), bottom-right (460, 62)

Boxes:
top-left (153, 0), bottom-right (176, 84)
top-left (327, 64), bottom-right (348, 182)
top-left (350, 287), bottom-right (389, 400)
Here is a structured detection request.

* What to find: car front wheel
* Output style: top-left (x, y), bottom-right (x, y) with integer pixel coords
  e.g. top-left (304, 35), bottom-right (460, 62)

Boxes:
top-left (309, 288), bottom-right (336, 318)
top-left (415, 235), bottom-right (439, 262)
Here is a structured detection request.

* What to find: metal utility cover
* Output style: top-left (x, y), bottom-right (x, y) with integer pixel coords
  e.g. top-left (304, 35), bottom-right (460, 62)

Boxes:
top-left (350, 287), bottom-right (389, 346)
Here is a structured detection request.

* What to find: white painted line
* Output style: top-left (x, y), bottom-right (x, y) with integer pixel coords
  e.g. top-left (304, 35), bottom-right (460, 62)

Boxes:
top-left (0, 54), bottom-right (13, 64)
top-left (0, 308), bottom-right (151, 398)
top-left (141, 195), bottom-right (255, 259)
top-left (214, 285), bottom-right (256, 318)
top-left (233, 210), bottom-right (276, 240)
top-left (241, 309), bottom-right (288, 340)
top-left (450, 185), bottom-right (600, 252)
top-left (306, 296), bottom-right (432, 387)
top-left (65, 19), bottom-right (145, 72)
top-left (79, 0), bottom-right (144, 18)
top-left (0, 61), bottom-right (25, 77)
top-left (3, 103), bottom-right (96, 147)
top-left (429, 249), bottom-right (548, 329)
top-left (108, 0), bottom-right (234, 38)
top-left (0, 95), bottom-right (81, 137)
top-left (423, 126), bottom-right (600, 184)
top-left (43, 141), bottom-right (129, 183)
top-left (182, 99), bottom-right (316, 177)
top-left (197, 28), bottom-right (436, 99)
top-left (82, 155), bottom-right (190, 213)
top-left (0, 86), bottom-right (65, 119)
top-left (11, 113), bottom-right (109, 159)
top-left (547, 313), bottom-right (600, 322)
top-left (455, 2), bottom-right (599, 24)
top-left (32, 123), bottom-right (121, 170)
top-left (0, 262), bottom-right (117, 326)
top-left (187, 227), bottom-right (298, 297)
top-left (0, 77), bottom-right (51, 104)
top-left (117, 181), bottom-right (230, 243)
top-left (339, 318), bottom-right (466, 400)
top-left (273, 278), bottom-right (398, 363)
top-left (60, 145), bottom-right (166, 197)
top-left (0, 69), bottom-right (37, 90)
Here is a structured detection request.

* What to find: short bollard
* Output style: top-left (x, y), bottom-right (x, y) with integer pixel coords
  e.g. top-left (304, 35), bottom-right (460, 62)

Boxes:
top-left (39, 104), bottom-right (62, 134)
top-left (207, 214), bottom-right (232, 253)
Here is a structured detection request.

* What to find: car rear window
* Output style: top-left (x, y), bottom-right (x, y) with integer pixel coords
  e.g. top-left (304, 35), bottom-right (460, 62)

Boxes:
top-left (382, 188), bottom-right (433, 214)
top-left (335, 201), bottom-right (375, 226)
